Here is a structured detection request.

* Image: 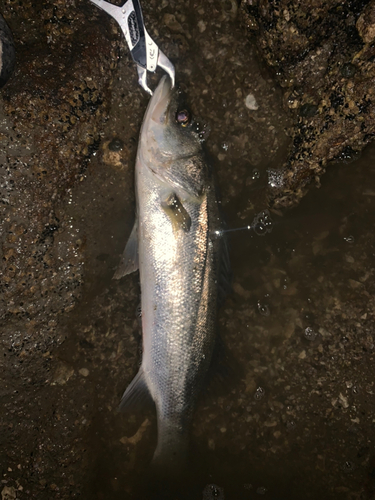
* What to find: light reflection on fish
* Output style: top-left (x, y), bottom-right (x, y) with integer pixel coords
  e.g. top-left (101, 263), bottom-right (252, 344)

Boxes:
top-left (115, 75), bottom-right (224, 466)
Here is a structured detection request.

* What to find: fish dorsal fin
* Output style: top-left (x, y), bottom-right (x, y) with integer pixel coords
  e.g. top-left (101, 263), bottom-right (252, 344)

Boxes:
top-left (113, 218), bottom-right (139, 279)
top-left (118, 367), bottom-right (153, 412)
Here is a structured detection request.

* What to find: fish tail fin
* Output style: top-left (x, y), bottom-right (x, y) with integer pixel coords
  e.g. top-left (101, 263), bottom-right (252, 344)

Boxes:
top-left (151, 419), bottom-right (189, 475)
top-left (145, 430), bottom-right (192, 500)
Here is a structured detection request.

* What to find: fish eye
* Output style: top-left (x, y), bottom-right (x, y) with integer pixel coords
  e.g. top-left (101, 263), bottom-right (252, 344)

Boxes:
top-left (176, 109), bottom-right (191, 127)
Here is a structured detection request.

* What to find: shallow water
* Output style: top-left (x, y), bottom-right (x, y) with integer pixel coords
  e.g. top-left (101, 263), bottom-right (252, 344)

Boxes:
top-left (2, 0), bottom-right (375, 499)
top-left (64, 133), bottom-right (375, 499)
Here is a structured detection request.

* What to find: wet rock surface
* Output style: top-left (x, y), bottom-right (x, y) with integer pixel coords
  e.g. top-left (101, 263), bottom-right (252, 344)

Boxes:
top-left (1, 0), bottom-right (375, 499)
top-left (0, 0), bottom-right (117, 497)
top-left (240, 0), bottom-right (375, 208)
top-left (0, 0), bottom-right (117, 323)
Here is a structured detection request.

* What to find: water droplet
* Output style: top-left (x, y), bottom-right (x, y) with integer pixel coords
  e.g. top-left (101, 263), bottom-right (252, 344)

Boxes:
top-left (252, 210), bottom-right (273, 236)
top-left (287, 94), bottom-right (296, 106)
top-left (344, 235), bottom-right (354, 243)
top-left (342, 460), bottom-right (355, 473)
top-left (268, 169), bottom-right (285, 189)
top-left (303, 327), bottom-right (318, 341)
top-left (254, 386), bottom-right (265, 400)
top-left (256, 486), bottom-right (267, 495)
top-left (108, 138), bottom-right (124, 151)
top-left (337, 146), bottom-right (360, 164)
top-left (254, 223), bottom-right (266, 235)
top-left (257, 301), bottom-right (270, 317)
top-left (286, 420), bottom-right (296, 432)
top-left (202, 484), bottom-right (225, 499)
top-left (251, 168), bottom-right (260, 180)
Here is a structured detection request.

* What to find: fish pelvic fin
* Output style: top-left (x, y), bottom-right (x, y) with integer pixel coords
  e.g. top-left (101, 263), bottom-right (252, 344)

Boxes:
top-left (118, 367), bottom-right (153, 412)
top-left (113, 217), bottom-right (139, 279)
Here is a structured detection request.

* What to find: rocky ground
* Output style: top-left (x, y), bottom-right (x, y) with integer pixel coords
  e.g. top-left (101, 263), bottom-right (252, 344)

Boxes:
top-left (241, 0), bottom-right (375, 209)
top-left (1, 0), bottom-right (375, 499)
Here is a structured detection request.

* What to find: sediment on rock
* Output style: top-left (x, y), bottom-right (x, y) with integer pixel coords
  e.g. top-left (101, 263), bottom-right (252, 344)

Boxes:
top-left (240, 0), bottom-right (375, 208)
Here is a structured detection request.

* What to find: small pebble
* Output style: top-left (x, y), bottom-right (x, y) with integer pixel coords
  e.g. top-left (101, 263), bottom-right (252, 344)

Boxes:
top-left (245, 93), bottom-right (259, 110)
top-left (340, 62), bottom-right (356, 78)
top-left (198, 20), bottom-right (206, 32)
top-left (299, 102), bottom-right (318, 117)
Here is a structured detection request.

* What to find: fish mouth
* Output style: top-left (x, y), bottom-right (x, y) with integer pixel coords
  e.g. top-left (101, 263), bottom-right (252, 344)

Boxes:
top-left (145, 75), bottom-right (172, 126)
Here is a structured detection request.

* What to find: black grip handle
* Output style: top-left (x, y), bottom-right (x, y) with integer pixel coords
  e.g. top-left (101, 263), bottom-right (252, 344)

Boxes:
top-left (129, 0), bottom-right (147, 68)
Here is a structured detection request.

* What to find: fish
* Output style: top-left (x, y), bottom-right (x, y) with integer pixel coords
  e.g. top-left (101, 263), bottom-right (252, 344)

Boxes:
top-left (115, 75), bottom-right (224, 467)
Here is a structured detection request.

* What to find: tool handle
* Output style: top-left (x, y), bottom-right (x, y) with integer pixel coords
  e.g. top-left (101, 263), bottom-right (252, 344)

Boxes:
top-left (129, 0), bottom-right (147, 68)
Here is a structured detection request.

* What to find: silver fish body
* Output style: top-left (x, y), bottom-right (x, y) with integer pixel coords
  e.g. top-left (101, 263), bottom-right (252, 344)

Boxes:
top-left (116, 76), bottom-right (222, 464)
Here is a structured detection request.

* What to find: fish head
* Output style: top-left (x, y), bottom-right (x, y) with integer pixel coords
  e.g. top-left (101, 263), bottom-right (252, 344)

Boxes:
top-left (141, 75), bottom-right (202, 159)
top-left (139, 76), bottom-right (207, 197)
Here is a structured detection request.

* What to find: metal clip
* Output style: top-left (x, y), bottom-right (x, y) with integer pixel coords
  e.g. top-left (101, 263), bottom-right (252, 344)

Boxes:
top-left (89, 0), bottom-right (175, 95)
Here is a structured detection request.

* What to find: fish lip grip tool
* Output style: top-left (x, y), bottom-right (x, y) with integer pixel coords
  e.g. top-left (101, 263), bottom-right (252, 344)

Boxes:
top-left (88, 0), bottom-right (175, 95)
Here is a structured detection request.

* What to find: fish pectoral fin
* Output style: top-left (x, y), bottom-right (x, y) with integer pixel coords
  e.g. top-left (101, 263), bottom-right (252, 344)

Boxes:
top-left (118, 367), bottom-right (153, 412)
top-left (161, 193), bottom-right (191, 233)
top-left (113, 218), bottom-right (139, 279)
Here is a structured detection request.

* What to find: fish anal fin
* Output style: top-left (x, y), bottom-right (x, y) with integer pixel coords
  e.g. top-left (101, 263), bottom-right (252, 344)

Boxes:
top-left (113, 218), bottom-right (139, 279)
top-left (118, 367), bottom-right (153, 413)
